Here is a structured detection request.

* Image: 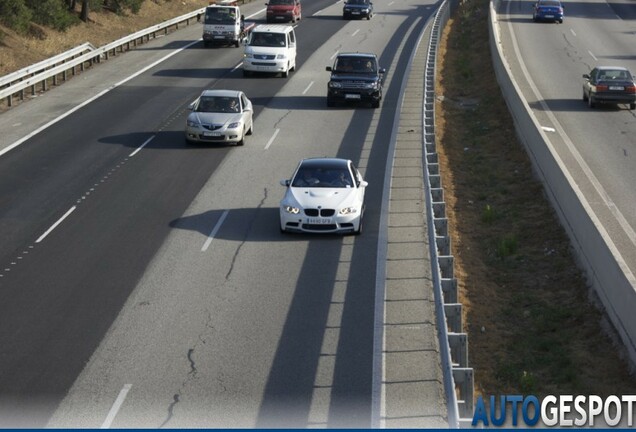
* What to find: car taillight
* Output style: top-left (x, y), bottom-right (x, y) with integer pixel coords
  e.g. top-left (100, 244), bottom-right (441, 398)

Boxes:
top-left (626, 85), bottom-right (636, 94)
top-left (596, 84), bottom-right (608, 91)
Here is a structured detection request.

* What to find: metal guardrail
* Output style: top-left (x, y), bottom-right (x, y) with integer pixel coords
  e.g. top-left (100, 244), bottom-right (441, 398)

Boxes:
top-left (0, 7), bottom-right (207, 107)
top-left (423, 0), bottom-right (475, 426)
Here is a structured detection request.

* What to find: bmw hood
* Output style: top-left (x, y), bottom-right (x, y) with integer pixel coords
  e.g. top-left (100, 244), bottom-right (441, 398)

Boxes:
top-left (286, 187), bottom-right (359, 209)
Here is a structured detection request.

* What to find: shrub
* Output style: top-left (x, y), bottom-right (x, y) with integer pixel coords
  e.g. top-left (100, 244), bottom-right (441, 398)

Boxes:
top-left (0, 0), bottom-right (33, 34)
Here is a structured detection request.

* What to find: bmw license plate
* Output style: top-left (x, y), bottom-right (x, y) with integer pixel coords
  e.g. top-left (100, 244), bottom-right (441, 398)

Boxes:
top-left (352, 11), bottom-right (360, 14)
top-left (307, 217), bottom-right (331, 224)
top-left (345, 94), bottom-right (361, 99)
top-left (213, 35), bottom-right (225, 39)
top-left (609, 86), bottom-right (624, 91)
top-left (203, 132), bottom-right (221, 137)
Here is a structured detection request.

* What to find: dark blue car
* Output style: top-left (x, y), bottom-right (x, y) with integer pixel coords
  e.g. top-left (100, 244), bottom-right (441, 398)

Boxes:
top-left (532, 0), bottom-right (564, 23)
top-left (343, 0), bottom-right (374, 20)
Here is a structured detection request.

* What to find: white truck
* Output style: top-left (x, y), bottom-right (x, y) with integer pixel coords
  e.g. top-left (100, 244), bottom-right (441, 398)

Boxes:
top-left (202, 0), bottom-right (255, 48)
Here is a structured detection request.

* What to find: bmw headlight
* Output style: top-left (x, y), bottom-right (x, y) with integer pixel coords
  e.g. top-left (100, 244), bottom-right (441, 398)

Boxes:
top-left (276, 54), bottom-right (287, 59)
top-left (283, 205), bottom-right (300, 214)
top-left (339, 207), bottom-right (358, 215)
top-left (363, 82), bottom-right (378, 89)
top-left (362, 8), bottom-right (369, 12)
top-left (329, 81), bottom-right (342, 88)
top-left (187, 119), bottom-right (199, 127)
top-left (228, 122), bottom-right (240, 129)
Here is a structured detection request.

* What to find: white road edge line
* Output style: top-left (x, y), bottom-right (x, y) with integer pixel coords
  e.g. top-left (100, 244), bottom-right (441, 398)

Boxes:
top-left (588, 50), bottom-right (598, 61)
top-left (35, 206), bottom-right (77, 243)
top-left (570, 28), bottom-right (576, 37)
top-left (302, 81), bottom-right (314, 95)
top-left (330, 51), bottom-right (339, 60)
top-left (351, 29), bottom-right (360, 37)
top-left (264, 128), bottom-right (280, 150)
top-left (100, 383), bottom-right (132, 429)
top-left (201, 210), bottom-right (229, 252)
top-left (129, 135), bottom-right (155, 157)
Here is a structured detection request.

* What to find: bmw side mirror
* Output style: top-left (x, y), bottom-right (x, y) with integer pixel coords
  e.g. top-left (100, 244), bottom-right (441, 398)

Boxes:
top-left (280, 179), bottom-right (290, 187)
top-left (188, 101), bottom-right (196, 110)
top-left (326, 66), bottom-right (332, 71)
top-left (379, 68), bottom-right (386, 74)
top-left (582, 74), bottom-right (590, 79)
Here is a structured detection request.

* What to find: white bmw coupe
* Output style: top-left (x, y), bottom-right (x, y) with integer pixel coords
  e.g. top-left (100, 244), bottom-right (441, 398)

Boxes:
top-left (279, 158), bottom-right (367, 234)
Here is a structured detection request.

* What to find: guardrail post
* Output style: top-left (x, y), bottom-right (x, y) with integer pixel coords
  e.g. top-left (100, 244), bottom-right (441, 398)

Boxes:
top-left (453, 368), bottom-right (474, 420)
top-left (441, 277), bottom-right (458, 304)
top-left (438, 255), bottom-right (454, 279)
top-left (444, 304), bottom-right (462, 334)
top-left (448, 332), bottom-right (468, 367)
top-left (436, 235), bottom-right (450, 256)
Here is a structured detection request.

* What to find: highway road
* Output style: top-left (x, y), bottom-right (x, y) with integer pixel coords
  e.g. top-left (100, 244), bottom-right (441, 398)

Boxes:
top-left (0, 0), bottom-right (444, 427)
top-left (495, 0), bottom-right (636, 277)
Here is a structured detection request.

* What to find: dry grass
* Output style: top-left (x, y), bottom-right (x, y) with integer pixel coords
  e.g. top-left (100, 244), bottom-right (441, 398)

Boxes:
top-left (0, 0), bottom-right (208, 76)
top-left (435, 0), bottom-right (636, 397)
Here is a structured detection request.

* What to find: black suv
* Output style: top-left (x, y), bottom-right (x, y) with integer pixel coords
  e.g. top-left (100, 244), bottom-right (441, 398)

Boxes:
top-left (326, 53), bottom-right (385, 108)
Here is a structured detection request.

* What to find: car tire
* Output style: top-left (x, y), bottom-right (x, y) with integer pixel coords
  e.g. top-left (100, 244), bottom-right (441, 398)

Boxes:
top-left (371, 99), bottom-right (380, 108)
top-left (367, 14), bottom-right (371, 20)
top-left (282, 67), bottom-right (289, 78)
top-left (237, 128), bottom-right (245, 146)
top-left (234, 40), bottom-right (240, 48)
top-left (354, 214), bottom-right (363, 236)
top-left (558, 18), bottom-right (563, 23)
top-left (247, 119), bottom-right (254, 135)
top-left (630, 103), bottom-right (636, 110)
top-left (588, 95), bottom-right (596, 109)
top-left (582, 90), bottom-right (588, 102)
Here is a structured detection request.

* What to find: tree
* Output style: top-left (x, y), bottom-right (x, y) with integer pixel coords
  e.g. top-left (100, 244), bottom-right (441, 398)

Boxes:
top-left (80, 0), bottom-right (89, 21)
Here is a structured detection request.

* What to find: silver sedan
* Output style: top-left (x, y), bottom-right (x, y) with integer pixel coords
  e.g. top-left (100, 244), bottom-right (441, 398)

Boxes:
top-left (185, 89), bottom-right (254, 145)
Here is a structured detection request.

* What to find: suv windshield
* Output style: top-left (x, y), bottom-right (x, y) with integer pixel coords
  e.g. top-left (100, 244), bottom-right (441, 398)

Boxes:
top-left (334, 56), bottom-right (377, 73)
top-left (249, 32), bottom-right (286, 47)
top-left (347, 0), bottom-right (369, 4)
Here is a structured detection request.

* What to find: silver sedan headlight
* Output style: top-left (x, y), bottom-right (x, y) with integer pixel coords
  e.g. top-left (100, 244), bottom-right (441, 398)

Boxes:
top-left (339, 207), bottom-right (358, 215)
top-left (283, 205), bottom-right (300, 214)
top-left (228, 122), bottom-right (241, 129)
top-left (187, 119), bottom-right (199, 127)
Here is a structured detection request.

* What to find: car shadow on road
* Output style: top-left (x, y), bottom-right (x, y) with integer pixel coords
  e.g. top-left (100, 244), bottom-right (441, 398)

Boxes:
top-left (169, 207), bottom-right (346, 243)
top-left (99, 130), bottom-right (246, 150)
top-left (528, 98), bottom-right (627, 112)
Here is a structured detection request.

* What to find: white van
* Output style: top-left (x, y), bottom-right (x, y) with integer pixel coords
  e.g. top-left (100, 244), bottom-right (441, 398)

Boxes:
top-left (243, 25), bottom-right (297, 77)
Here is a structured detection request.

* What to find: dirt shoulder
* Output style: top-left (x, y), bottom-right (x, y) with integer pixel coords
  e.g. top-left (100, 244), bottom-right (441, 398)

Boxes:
top-left (435, 0), bottom-right (635, 398)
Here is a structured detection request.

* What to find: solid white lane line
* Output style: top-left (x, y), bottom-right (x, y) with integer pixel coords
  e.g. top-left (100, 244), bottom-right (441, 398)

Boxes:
top-left (100, 384), bottom-right (132, 429)
top-left (201, 210), bottom-right (229, 252)
top-left (588, 50), bottom-right (598, 61)
top-left (264, 128), bottom-right (280, 150)
top-left (570, 28), bottom-right (576, 37)
top-left (330, 51), bottom-right (339, 60)
top-left (35, 206), bottom-right (76, 243)
top-left (302, 81), bottom-right (314, 95)
top-left (352, 29), bottom-right (360, 37)
top-left (129, 135), bottom-right (155, 157)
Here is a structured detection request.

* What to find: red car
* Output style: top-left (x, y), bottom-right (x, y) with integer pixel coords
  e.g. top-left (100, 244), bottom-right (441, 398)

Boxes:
top-left (265, 0), bottom-right (301, 23)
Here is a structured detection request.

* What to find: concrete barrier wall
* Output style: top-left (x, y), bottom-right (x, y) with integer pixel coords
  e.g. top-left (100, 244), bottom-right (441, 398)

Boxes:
top-left (488, 0), bottom-right (636, 367)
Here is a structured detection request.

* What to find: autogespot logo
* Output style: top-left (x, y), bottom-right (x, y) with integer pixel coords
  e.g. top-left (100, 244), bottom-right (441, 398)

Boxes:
top-left (471, 395), bottom-right (636, 427)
